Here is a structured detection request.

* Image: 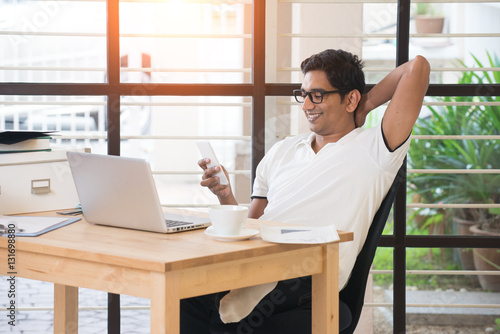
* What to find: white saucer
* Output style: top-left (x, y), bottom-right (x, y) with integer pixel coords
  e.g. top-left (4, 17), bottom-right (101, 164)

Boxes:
top-left (204, 226), bottom-right (259, 241)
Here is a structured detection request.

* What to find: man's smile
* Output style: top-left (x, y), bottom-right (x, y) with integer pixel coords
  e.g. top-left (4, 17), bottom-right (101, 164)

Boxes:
top-left (306, 110), bottom-right (323, 122)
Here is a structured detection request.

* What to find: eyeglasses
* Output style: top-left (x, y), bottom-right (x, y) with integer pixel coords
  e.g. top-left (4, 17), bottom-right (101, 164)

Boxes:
top-left (293, 89), bottom-right (341, 104)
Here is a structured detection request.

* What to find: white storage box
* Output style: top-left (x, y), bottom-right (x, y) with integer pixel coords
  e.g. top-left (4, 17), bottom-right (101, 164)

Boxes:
top-left (0, 150), bottom-right (83, 214)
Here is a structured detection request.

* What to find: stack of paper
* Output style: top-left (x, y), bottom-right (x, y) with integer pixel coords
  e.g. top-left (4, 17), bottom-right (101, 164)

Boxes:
top-left (0, 131), bottom-right (56, 154)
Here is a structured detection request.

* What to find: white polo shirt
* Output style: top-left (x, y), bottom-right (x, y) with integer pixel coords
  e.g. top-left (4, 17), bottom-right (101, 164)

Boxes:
top-left (252, 122), bottom-right (410, 289)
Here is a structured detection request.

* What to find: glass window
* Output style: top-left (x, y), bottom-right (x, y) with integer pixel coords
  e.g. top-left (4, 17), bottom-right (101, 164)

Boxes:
top-left (1, 1), bottom-right (499, 332)
top-left (119, 95), bottom-right (252, 207)
top-left (119, 1), bottom-right (251, 84)
top-left (268, 1), bottom-right (367, 84)
top-left (0, 95), bottom-right (107, 153)
top-left (409, 2), bottom-right (500, 85)
top-left (407, 95), bottom-right (500, 236)
top-left (0, 0), bottom-right (107, 83)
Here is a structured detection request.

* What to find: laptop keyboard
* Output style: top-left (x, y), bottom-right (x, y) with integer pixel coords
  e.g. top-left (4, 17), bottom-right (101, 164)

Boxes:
top-left (166, 219), bottom-right (193, 227)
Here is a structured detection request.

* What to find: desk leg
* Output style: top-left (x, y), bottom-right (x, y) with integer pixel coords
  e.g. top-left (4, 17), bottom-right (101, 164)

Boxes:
top-left (150, 271), bottom-right (180, 334)
top-left (54, 284), bottom-right (78, 334)
top-left (312, 243), bottom-right (339, 334)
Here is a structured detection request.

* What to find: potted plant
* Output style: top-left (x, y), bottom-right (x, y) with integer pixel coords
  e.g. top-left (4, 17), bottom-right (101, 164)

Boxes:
top-left (470, 211), bottom-right (500, 291)
top-left (408, 52), bottom-right (500, 290)
top-left (413, 3), bottom-right (445, 34)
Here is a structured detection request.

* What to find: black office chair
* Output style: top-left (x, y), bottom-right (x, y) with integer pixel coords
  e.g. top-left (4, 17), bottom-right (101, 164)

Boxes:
top-left (339, 167), bottom-right (403, 334)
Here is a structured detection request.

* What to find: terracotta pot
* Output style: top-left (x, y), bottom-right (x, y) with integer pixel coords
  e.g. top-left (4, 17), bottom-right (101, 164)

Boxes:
top-left (469, 224), bottom-right (500, 292)
top-left (415, 15), bottom-right (444, 34)
top-left (453, 217), bottom-right (476, 271)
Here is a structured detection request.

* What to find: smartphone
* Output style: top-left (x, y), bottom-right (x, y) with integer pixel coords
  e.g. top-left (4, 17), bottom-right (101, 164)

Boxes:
top-left (196, 141), bottom-right (229, 185)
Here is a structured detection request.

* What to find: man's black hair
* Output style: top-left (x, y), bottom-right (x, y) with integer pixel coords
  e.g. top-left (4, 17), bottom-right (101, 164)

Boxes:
top-left (300, 49), bottom-right (365, 101)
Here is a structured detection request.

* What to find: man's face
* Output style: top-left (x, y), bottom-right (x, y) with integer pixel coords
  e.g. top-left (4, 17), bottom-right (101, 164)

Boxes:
top-left (301, 70), bottom-right (351, 137)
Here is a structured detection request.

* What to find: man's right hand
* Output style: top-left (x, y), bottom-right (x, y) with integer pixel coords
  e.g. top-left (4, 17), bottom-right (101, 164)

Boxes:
top-left (198, 158), bottom-right (236, 204)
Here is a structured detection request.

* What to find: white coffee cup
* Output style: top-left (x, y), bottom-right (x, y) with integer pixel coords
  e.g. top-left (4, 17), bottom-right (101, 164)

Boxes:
top-left (209, 205), bottom-right (249, 236)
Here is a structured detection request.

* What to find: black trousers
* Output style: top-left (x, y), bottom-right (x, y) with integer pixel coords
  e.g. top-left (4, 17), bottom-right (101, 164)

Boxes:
top-left (180, 276), bottom-right (352, 334)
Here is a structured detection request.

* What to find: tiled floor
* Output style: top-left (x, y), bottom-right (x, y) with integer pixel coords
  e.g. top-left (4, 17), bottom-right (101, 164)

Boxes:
top-left (1, 277), bottom-right (150, 333)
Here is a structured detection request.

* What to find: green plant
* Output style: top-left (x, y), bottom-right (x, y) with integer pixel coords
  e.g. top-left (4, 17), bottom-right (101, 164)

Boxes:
top-left (415, 4), bottom-right (434, 15)
top-left (413, 3), bottom-right (442, 16)
top-left (374, 52), bottom-right (499, 290)
top-left (408, 52), bottom-right (500, 232)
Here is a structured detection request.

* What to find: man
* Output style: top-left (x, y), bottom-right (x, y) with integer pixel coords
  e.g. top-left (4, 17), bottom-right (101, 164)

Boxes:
top-left (183, 49), bottom-right (430, 333)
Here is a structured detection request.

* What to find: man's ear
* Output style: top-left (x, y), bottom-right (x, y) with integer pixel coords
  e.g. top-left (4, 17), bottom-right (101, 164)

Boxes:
top-left (346, 89), bottom-right (362, 113)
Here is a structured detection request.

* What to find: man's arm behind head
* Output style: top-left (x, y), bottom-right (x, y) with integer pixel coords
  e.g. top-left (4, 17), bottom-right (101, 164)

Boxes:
top-left (356, 56), bottom-right (431, 151)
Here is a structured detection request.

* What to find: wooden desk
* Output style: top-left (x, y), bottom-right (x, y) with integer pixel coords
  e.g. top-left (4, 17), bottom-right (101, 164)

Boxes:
top-left (0, 210), bottom-right (353, 333)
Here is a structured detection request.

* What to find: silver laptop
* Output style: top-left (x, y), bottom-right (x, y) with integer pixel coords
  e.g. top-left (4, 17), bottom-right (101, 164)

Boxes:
top-left (66, 151), bottom-right (211, 233)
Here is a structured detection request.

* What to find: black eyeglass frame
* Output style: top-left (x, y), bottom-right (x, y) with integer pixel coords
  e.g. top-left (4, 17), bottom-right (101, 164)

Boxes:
top-left (293, 89), bottom-right (342, 104)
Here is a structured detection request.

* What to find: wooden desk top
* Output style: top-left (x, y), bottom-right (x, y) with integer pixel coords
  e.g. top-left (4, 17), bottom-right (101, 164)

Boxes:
top-left (0, 209), bottom-right (353, 274)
